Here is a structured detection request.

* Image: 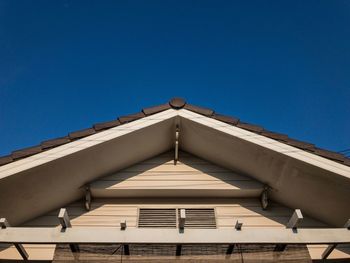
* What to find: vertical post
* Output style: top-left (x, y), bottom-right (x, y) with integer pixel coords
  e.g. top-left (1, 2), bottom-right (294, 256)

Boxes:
top-left (176, 244), bottom-right (182, 256)
top-left (235, 220), bottom-right (243, 230)
top-left (58, 208), bottom-right (80, 253)
top-left (174, 125), bottom-right (179, 165)
top-left (0, 218), bottom-right (10, 229)
top-left (123, 244), bottom-right (130, 255)
top-left (120, 220), bottom-right (127, 230)
top-left (0, 218), bottom-right (29, 260)
top-left (179, 209), bottom-right (186, 229)
top-left (322, 219), bottom-right (350, 259)
top-left (275, 209), bottom-right (303, 252)
top-left (226, 244), bottom-right (235, 255)
top-left (58, 208), bottom-right (72, 228)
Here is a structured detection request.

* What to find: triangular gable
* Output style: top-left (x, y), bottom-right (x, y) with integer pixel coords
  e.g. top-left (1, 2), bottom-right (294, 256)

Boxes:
top-left (0, 98), bottom-right (349, 228)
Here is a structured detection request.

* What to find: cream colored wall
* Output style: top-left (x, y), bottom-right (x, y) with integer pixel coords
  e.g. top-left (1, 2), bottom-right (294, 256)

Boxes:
top-left (90, 151), bottom-right (263, 197)
top-left (1, 151), bottom-right (348, 261)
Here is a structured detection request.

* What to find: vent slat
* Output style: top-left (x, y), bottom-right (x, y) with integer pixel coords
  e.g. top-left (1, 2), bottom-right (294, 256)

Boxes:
top-left (179, 208), bottom-right (216, 229)
top-left (138, 209), bottom-right (177, 228)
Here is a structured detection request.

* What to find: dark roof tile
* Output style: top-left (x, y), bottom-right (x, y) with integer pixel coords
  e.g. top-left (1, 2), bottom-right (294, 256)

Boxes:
top-left (0, 155), bottom-right (13, 166)
top-left (41, 137), bottom-right (71, 149)
top-left (69, 128), bottom-right (96, 140)
top-left (184, 104), bottom-right (214, 116)
top-left (12, 146), bottom-right (42, 160)
top-left (261, 131), bottom-right (289, 141)
top-left (344, 159), bottom-right (350, 166)
top-left (314, 148), bottom-right (346, 162)
top-left (237, 122), bottom-right (264, 133)
top-left (284, 138), bottom-right (315, 150)
top-left (118, 112), bottom-right (146, 124)
top-left (93, 119), bottom-right (121, 131)
top-left (142, 104), bottom-right (171, 115)
top-left (212, 114), bottom-right (239, 125)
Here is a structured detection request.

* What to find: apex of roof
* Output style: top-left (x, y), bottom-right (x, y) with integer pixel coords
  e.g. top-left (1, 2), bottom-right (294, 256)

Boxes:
top-left (0, 97), bottom-right (349, 167)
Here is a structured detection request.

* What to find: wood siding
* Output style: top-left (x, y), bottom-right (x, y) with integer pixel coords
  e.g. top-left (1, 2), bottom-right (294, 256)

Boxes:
top-left (90, 151), bottom-right (263, 197)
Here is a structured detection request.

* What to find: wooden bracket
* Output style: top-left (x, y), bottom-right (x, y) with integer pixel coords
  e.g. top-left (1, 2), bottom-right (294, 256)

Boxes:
top-left (287, 209), bottom-right (303, 229)
top-left (58, 208), bottom-right (80, 253)
top-left (275, 209), bottom-right (303, 252)
top-left (322, 219), bottom-right (350, 259)
top-left (0, 218), bottom-right (29, 260)
top-left (58, 208), bottom-right (72, 228)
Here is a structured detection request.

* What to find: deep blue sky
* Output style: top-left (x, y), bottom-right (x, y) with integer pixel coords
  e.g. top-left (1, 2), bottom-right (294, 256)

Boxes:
top-left (0, 0), bottom-right (349, 156)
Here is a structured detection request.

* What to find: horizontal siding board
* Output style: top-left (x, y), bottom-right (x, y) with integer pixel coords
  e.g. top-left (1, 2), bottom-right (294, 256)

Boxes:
top-left (91, 180), bottom-right (262, 190)
top-left (102, 172), bottom-right (252, 181)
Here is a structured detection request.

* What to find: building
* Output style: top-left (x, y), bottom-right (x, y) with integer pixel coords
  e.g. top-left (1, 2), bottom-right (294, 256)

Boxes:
top-left (0, 97), bottom-right (349, 262)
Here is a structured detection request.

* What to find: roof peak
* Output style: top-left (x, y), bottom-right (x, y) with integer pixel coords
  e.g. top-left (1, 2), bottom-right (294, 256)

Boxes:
top-left (0, 99), bottom-right (349, 167)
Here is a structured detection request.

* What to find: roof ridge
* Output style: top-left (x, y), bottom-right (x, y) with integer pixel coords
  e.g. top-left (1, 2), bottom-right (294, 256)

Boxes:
top-left (0, 97), bottom-right (349, 167)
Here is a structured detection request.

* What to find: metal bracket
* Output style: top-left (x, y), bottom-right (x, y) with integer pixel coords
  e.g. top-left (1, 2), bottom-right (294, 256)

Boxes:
top-left (120, 220), bottom-right (127, 230)
top-left (85, 185), bottom-right (91, 211)
top-left (0, 218), bottom-right (29, 260)
top-left (235, 220), bottom-right (243, 230)
top-left (174, 125), bottom-right (179, 165)
top-left (260, 185), bottom-right (269, 210)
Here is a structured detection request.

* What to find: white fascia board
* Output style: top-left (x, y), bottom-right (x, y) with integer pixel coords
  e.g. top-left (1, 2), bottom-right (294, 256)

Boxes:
top-left (178, 109), bottom-right (350, 178)
top-left (0, 109), bottom-right (178, 179)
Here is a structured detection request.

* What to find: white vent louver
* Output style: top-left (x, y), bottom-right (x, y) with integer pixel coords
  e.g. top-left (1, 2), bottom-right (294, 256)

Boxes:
top-left (179, 208), bottom-right (216, 229)
top-left (138, 209), bottom-right (177, 228)
top-left (138, 208), bottom-right (216, 228)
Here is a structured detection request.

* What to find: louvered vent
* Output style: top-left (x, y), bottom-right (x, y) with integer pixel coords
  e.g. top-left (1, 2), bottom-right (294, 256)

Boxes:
top-left (179, 208), bottom-right (216, 228)
top-left (138, 209), bottom-right (177, 228)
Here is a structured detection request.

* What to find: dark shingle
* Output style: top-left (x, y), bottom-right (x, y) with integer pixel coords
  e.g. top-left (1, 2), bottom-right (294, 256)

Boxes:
top-left (41, 137), bottom-right (71, 149)
top-left (184, 104), bottom-right (214, 116)
top-left (314, 148), bottom-right (346, 162)
top-left (69, 128), bottom-right (96, 140)
top-left (212, 114), bottom-right (239, 125)
top-left (261, 131), bottom-right (289, 141)
top-left (142, 104), bottom-right (171, 115)
top-left (93, 119), bottom-right (121, 131)
top-left (12, 146), bottom-right (42, 160)
top-left (0, 155), bottom-right (13, 166)
top-left (284, 138), bottom-right (315, 151)
top-left (237, 122), bottom-right (264, 133)
top-left (118, 112), bottom-right (146, 124)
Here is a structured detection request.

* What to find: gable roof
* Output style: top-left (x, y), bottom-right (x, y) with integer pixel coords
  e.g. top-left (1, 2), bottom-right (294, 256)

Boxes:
top-left (0, 97), bottom-right (349, 167)
top-left (0, 100), bottom-right (349, 228)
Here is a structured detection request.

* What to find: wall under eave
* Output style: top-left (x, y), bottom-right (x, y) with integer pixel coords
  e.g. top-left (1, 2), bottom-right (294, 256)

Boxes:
top-left (178, 111), bottom-right (350, 227)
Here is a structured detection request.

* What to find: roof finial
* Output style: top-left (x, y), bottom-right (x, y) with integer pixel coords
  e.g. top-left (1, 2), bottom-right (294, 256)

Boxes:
top-left (169, 97), bottom-right (186, 109)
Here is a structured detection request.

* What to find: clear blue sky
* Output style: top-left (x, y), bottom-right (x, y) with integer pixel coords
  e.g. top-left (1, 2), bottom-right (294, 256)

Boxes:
top-left (0, 0), bottom-right (349, 156)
